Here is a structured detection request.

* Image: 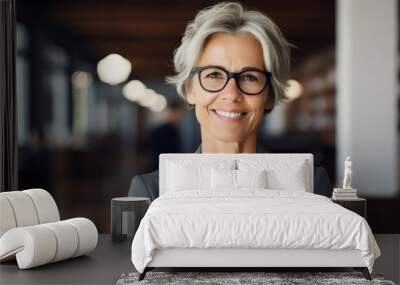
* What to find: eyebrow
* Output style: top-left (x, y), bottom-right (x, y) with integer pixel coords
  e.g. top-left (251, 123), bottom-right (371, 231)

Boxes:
top-left (202, 65), bottom-right (266, 73)
top-left (240, 66), bottom-right (265, 72)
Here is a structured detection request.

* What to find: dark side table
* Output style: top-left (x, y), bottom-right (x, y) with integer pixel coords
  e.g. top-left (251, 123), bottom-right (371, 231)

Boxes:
top-left (111, 197), bottom-right (150, 242)
top-left (331, 197), bottom-right (366, 219)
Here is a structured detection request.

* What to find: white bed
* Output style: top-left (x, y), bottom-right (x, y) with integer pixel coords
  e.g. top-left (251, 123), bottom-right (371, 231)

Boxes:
top-left (131, 154), bottom-right (380, 280)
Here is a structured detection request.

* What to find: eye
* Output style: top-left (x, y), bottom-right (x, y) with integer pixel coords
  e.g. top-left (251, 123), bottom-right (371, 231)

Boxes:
top-left (241, 74), bottom-right (258, 82)
top-left (205, 71), bottom-right (224, 79)
top-left (239, 71), bottom-right (263, 83)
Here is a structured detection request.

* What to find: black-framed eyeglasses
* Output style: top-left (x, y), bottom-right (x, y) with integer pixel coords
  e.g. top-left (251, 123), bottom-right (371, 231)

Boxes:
top-left (190, 65), bottom-right (272, 95)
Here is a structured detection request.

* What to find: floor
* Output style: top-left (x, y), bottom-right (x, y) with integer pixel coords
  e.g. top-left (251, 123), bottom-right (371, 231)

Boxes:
top-left (374, 234), bottom-right (400, 284)
top-left (0, 235), bottom-right (133, 284)
top-left (0, 234), bottom-right (398, 284)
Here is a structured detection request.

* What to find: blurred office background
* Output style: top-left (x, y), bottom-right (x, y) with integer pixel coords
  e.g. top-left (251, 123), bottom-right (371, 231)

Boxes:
top-left (15, 0), bottom-right (399, 233)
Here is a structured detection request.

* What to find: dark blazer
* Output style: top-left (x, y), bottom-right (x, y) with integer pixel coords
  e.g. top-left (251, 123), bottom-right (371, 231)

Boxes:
top-left (128, 146), bottom-right (333, 201)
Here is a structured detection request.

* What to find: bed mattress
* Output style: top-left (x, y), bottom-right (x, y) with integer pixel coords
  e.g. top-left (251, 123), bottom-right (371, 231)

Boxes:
top-left (131, 190), bottom-right (380, 273)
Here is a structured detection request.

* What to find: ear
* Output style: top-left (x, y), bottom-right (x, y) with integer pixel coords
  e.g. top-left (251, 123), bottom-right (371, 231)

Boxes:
top-left (264, 91), bottom-right (275, 113)
top-left (186, 91), bottom-right (196, 105)
top-left (183, 79), bottom-right (196, 105)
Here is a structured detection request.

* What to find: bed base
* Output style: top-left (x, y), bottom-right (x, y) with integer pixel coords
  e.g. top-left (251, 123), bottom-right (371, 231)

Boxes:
top-left (138, 248), bottom-right (372, 281)
top-left (138, 266), bottom-right (371, 281)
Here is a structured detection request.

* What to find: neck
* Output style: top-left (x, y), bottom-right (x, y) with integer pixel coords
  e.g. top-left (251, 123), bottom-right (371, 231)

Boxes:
top-left (201, 132), bottom-right (257, 154)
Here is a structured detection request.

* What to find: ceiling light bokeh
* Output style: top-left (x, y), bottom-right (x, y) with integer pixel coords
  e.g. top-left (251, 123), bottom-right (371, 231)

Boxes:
top-left (71, 71), bottom-right (92, 90)
top-left (149, 95), bottom-right (167, 112)
top-left (122, 80), bottom-right (147, 101)
top-left (97, 53), bottom-right (132, 85)
top-left (122, 81), bottom-right (167, 112)
top-left (285, 80), bottom-right (303, 101)
top-left (137, 89), bottom-right (158, 107)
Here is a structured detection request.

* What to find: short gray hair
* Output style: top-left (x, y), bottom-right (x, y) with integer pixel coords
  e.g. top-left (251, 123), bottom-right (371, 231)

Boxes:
top-left (166, 2), bottom-right (291, 107)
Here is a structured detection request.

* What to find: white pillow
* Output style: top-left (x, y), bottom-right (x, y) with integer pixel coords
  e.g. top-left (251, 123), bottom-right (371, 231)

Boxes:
top-left (236, 169), bottom-right (267, 188)
top-left (267, 164), bottom-right (307, 191)
top-left (238, 159), bottom-right (308, 191)
top-left (167, 160), bottom-right (235, 192)
top-left (167, 162), bottom-right (209, 191)
top-left (211, 168), bottom-right (268, 190)
top-left (211, 168), bottom-right (236, 190)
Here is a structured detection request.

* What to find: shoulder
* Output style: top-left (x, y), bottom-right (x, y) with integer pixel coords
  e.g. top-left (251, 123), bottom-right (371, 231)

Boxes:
top-left (313, 166), bottom-right (332, 197)
top-left (130, 170), bottom-right (159, 189)
top-left (128, 170), bottom-right (159, 201)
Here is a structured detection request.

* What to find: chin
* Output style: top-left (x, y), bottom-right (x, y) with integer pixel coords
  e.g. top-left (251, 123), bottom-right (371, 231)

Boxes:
top-left (211, 130), bottom-right (250, 144)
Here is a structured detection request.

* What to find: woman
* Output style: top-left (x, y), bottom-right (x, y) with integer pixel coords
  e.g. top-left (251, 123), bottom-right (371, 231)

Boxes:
top-left (128, 2), bottom-right (331, 201)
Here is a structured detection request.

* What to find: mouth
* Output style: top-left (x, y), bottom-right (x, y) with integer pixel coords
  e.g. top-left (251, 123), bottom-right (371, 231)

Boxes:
top-left (212, 109), bottom-right (248, 121)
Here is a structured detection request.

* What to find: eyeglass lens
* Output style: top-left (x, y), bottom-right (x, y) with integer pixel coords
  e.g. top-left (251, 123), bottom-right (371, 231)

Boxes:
top-left (199, 67), bottom-right (267, 95)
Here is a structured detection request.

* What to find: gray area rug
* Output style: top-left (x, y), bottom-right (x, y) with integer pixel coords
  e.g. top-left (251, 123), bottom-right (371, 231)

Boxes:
top-left (116, 271), bottom-right (396, 285)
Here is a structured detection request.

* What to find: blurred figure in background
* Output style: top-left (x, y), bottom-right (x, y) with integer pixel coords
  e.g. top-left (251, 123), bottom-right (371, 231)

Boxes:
top-left (149, 101), bottom-right (183, 170)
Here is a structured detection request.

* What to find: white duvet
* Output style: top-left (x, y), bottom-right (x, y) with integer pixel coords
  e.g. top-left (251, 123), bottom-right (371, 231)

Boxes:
top-left (131, 190), bottom-right (380, 273)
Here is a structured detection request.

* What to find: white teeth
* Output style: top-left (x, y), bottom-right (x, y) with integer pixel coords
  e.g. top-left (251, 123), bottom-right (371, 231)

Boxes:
top-left (215, 110), bottom-right (245, 118)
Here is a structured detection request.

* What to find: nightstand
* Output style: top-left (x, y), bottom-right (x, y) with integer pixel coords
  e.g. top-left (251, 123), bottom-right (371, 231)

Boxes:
top-left (331, 198), bottom-right (366, 219)
top-left (111, 197), bottom-right (150, 242)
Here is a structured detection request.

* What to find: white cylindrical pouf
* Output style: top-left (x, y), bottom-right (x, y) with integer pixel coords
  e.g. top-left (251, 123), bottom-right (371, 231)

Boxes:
top-left (0, 195), bottom-right (17, 237)
top-left (42, 221), bottom-right (79, 262)
top-left (1, 192), bottom-right (39, 227)
top-left (0, 226), bottom-right (57, 269)
top-left (23, 189), bottom-right (60, 224)
top-left (65, 218), bottom-right (98, 257)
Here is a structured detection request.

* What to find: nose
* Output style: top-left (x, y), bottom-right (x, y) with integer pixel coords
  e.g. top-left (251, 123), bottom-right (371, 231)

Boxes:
top-left (220, 78), bottom-right (243, 102)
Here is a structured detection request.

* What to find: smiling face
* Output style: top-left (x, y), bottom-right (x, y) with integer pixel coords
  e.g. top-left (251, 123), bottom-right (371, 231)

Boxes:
top-left (187, 32), bottom-right (272, 152)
